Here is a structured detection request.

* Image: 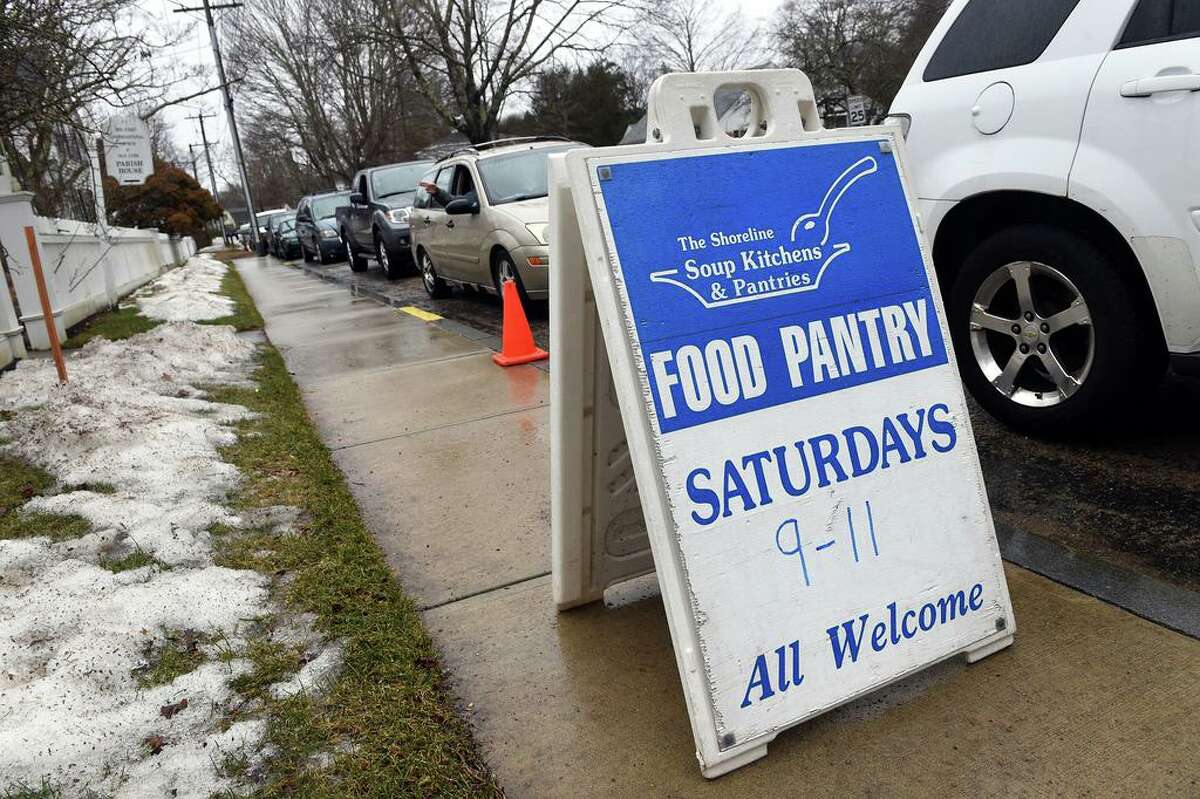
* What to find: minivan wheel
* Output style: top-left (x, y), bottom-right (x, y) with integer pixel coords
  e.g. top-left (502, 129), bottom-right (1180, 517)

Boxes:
top-left (491, 250), bottom-right (530, 307)
top-left (419, 251), bottom-right (450, 298)
top-left (948, 224), bottom-right (1160, 435)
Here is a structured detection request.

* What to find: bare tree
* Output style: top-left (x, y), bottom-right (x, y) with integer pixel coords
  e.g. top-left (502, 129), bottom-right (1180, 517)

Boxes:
top-left (225, 0), bottom-right (441, 197)
top-left (773, 0), bottom-right (946, 124)
top-left (378, 0), bottom-right (631, 143)
top-left (0, 0), bottom-right (190, 215)
top-left (633, 0), bottom-right (763, 74)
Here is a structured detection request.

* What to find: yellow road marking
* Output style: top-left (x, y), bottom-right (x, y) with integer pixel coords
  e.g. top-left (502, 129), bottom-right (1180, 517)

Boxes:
top-left (398, 306), bottom-right (442, 322)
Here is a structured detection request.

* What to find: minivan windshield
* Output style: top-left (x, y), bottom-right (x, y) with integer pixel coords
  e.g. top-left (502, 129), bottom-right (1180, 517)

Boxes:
top-left (371, 163), bottom-right (432, 200)
top-left (311, 192), bottom-right (350, 219)
top-left (477, 144), bottom-right (577, 205)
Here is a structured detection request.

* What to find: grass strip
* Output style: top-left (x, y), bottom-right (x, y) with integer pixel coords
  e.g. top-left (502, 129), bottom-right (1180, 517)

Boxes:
top-left (133, 629), bottom-right (208, 688)
top-left (62, 305), bottom-right (158, 350)
top-left (208, 263), bottom-right (499, 797)
top-left (209, 346), bottom-right (499, 797)
top-left (61, 258), bottom-right (260, 350)
top-left (0, 454), bottom-right (90, 542)
top-left (201, 266), bottom-right (264, 332)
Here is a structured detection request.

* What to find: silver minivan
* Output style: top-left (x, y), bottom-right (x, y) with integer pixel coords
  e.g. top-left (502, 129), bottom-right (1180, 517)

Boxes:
top-left (410, 137), bottom-right (585, 304)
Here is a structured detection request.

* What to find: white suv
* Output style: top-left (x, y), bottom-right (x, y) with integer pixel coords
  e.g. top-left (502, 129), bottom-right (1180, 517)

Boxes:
top-left (889, 0), bottom-right (1199, 434)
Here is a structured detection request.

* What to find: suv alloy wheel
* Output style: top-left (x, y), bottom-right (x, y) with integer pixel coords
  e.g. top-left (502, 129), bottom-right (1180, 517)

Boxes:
top-left (948, 224), bottom-right (1160, 435)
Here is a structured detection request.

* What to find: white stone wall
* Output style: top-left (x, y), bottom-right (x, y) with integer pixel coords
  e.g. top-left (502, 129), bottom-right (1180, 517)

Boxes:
top-left (0, 190), bottom-right (195, 362)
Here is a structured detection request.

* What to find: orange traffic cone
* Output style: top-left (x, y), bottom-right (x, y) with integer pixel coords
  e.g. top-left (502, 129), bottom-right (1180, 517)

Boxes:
top-left (493, 279), bottom-right (548, 366)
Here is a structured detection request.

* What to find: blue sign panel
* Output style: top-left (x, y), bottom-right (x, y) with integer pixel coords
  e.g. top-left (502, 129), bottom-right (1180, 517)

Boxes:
top-left (597, 139), bottom-right (947, 433)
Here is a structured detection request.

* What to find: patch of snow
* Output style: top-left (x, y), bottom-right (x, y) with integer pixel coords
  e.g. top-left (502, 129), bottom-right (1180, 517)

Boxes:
top-left (0, 262), bottom-right (313, 796)
top-left (269, 642), bottom-right (344, 700)
top-left (136, 256), bottom-right (235, 322)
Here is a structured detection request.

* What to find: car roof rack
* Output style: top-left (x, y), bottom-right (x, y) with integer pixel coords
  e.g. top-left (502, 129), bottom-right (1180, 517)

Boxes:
top-left (436, 136), bottom-right (571, 163)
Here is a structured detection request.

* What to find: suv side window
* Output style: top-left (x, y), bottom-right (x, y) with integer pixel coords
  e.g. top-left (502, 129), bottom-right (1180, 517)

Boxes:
top-left (452, 164), bottom-right (475, 197)
top-left (923, 0), bottom-right (1084, 81)
top-left (432, 166), bottom-right (454, 208)
top-left (1119, 0), bottom-right (1200, 47)
top-left (356, 173), bottom-right (368, 198)
top-left (413, 170), bottom-right (436, 209)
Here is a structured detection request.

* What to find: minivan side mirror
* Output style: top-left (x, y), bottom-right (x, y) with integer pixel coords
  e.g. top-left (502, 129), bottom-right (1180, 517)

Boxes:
top-left (350, 192), bottom-right (365, 205)
top-left (445, 197), bottom-right (479, 215)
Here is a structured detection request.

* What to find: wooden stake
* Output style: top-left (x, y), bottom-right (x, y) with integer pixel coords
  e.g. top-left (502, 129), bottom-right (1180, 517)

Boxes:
top-left (24, 225), bottom-right (68, 384)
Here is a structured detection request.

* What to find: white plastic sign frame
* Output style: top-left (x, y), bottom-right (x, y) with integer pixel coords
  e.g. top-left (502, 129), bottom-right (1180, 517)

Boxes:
top-left (549, 70), bottom-right (1015, 778)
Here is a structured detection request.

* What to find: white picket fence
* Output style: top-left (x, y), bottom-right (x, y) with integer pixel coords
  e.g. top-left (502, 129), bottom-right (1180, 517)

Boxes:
top-left (0, 190), bottom-right (194, 369)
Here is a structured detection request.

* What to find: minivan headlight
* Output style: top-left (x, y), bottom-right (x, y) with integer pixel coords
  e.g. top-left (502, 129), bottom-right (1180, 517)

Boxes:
top-left (320, 228), bottom-right (339, 239)
top-left (386, 207), bottom-right (411, 224)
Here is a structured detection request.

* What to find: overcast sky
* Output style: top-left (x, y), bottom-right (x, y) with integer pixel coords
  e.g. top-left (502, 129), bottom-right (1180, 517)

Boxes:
top-left (153, 0), bottom-right (788, 193)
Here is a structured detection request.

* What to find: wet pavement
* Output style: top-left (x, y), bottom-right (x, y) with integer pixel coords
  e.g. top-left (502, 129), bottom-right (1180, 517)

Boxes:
top-left (239, 254), bottom-right (1200, 796)
top-left (280, 254), bottom-right (1200, 595)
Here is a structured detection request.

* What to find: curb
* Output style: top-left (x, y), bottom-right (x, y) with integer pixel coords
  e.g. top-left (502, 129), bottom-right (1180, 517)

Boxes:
top-left (996, 521), bottom-right (1200, 640)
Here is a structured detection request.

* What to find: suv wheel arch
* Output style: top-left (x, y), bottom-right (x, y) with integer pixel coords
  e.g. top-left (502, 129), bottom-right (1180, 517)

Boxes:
top-left (932, 191), bottom-right (1165, 355)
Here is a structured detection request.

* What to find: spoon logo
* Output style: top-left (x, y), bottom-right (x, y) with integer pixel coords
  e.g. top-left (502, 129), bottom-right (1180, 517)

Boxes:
top-left (649, 156), bottom-right (879, 309)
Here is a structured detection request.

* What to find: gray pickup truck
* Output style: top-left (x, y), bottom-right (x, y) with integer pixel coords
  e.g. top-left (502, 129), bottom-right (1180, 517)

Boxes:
top-left (334, 160), bottom-right (432, 278)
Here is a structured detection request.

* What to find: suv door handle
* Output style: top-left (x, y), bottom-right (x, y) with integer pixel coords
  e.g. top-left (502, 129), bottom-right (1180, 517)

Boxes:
top-left (422, 215), bottom-right (431, 225)
top-left (1120, 73), bottom-right (1200, 97)
top-left (446, 220), bottom-right (455, 229)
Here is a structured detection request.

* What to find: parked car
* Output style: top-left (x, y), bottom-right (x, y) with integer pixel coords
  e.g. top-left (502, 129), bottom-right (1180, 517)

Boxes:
top-left (261, 209), bottom-right (294, 257)
top-left (269, 213), bottom-right (301, 260)
top-left (888, 0), bottom-right (1200, 434)
top-left (253, 207), bottom-right (291, 256)
top-left (236, 223), bottom-right (251, 249)
top-left (335, 160), bottom-right (432, 277)
top-left (410, 137), bottom-right (584, 305)
top-left (295, 190), bottom-right (350, 264)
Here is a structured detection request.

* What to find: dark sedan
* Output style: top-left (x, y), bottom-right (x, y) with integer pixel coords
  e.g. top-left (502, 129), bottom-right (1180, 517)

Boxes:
top-left (295, 191), bottom-right (350, 264)
top-left (269, 214), bottom-right (301, 260)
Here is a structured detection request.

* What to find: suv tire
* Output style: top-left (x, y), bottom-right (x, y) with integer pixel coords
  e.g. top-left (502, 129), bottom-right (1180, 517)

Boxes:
top-left (947, 224), bottom-right (1161, 436)
top-left (419, 250), bottom-right (450, 298)
top-left (376, 235), bottom-right (408, 280)
top-left (491, 249), bottom-right (531, 308)
top-left (345, 231), bottom-right (368, 273)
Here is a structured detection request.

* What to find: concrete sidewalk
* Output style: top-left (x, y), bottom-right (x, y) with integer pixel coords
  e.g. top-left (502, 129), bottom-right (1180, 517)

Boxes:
top-left (237, 258), bottom-right (1200, 796)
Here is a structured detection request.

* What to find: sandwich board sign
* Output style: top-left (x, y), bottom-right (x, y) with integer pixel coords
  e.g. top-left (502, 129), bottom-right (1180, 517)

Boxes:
top-left (103, 114), bottom-right (154, 186)
top-left (549, 70), bottom-right (1015, 779)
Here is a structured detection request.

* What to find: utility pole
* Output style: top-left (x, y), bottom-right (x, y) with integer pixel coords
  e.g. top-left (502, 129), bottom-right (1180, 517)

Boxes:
top-left (187, 112), bottom-right (229, 245)
top-left (174, 0), bottom-right (258, 252)
top-left (187, 144), bottom-right (201, 183)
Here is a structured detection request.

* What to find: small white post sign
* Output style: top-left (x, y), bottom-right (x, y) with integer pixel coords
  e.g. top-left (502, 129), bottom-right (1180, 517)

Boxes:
top-left (551, 70), bottom-right (1014, 778)
top-left (847, 94), bottom-right (868, 126)
top-left (103, 114), bottom-right (154, 185)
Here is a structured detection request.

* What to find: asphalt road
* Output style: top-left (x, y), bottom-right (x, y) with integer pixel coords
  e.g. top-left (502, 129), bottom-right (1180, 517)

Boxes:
top-left (279, 253), bottom-right (1200, 595)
